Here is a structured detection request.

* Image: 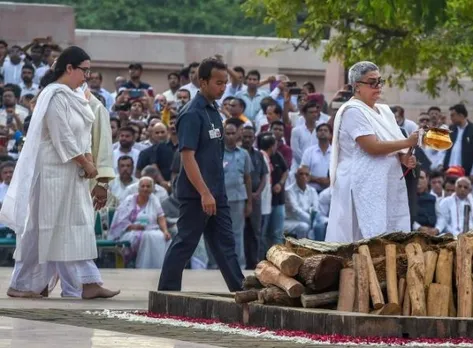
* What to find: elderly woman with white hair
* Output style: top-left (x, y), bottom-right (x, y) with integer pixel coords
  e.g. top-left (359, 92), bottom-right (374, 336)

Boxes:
top-left (326, 61), bottom-right (419, 243)
top-left (109, 176), bottom-right (172, 268)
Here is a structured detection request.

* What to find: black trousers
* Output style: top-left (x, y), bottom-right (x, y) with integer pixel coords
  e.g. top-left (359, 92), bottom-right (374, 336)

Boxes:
top-left (244, 197), bottom-right (262, 270)
top-left (158, 196), bottom-right (244, 292)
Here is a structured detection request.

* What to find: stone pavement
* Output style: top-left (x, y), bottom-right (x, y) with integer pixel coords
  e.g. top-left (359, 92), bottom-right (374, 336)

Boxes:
top-left (0, 268), bottom-right (364, 348)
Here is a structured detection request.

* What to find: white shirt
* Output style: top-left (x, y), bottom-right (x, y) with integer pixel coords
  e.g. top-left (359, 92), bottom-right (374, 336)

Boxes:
top-left (1, 59), bottom-right (24, 85)
top-left (260, 152), bottom-right (272, 215)
top-left (436, 194), bottom-right (473, 236)
top-left (318, 187), bottom-right (332, 218)
top-left (163, 89), bottom-right (178, 103)
top-left (424, 147), bottom-right (446, 171)
top-left (449, 124), bottom-right (467, 168)
top-left (301, 144), bottom-right (331, 192)
top-left (0, 104), bottom-right (29, 127)
top-left (112, 147), bottom-right (141, 174)
top-left (19, 82), bottom-right (40, 97)
top-left (430, 189), bottom-right (445, 202)
top-left (33, 64), bottom-right (50, 85)
top-left (218, 83), bottom-right (248, 104)
top-left (290, 124), bottom-right (320, 166)
top-left (181, 83), bottom-right (200, 99)
top-left (0, 182), bottom-right (9, 204)
top-left (113, 142), bottom-right (148, 152)
top-left (109, 176), bottom-right (138, 202)
top-left (400, 118), bottom-right (418, 135)
top-left (285, 183), bottom-right (319, 223)
top-left (95, 88), bottom-right (115, 111)
top-left (122, 182), bottom-right (169, 203)
top-left (291, 112), bottom-right (330, 128)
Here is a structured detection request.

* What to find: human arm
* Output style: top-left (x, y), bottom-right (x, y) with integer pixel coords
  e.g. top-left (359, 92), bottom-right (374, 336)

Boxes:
top-left (282, 90), bottom-right (292, 126)
top-left (285, 188), bottom-right (311, 223)
top-left (157, 215), bottom-right (171, 241)
top-left (290, 128), bottom-right (303, 165)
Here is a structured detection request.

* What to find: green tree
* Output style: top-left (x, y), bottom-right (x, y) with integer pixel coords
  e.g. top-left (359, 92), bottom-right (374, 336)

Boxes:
top-left (9, 0), bottom-right (275, 36)
top-left (242, 0), bottom-right (473, 97)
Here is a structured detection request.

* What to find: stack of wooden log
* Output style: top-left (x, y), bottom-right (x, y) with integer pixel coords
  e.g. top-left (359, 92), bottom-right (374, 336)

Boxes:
top-left (235, 232), bottom-right (473, 318)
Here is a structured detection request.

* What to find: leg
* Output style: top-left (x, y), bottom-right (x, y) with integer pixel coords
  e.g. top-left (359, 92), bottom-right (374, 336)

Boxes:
top-left (135, 230), bottom-right (169, 269)
top-left (228, 200), bottom-right (246, 267)
top-left (158, 199), bottom-right (206, 290)
top-left (310, 213), bottom-right (327, 241)
top-left (267, 204), bottom-right (286, 247)
top-left (204, 197), bottom-right (244, 292)
top-left (259, 214), bottom-right (270, 260)
top-left (285, 220), bottom-right (310, 239)
top-left (244, 197), bottom-right (262, 270)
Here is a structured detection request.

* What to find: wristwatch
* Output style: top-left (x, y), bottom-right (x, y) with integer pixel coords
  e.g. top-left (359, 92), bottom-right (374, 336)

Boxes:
top-left (96, 181), bottom-right (109, 190)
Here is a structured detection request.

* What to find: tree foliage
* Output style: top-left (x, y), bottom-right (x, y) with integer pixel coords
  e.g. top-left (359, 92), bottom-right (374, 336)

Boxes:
top-left (242, 0), bottom-right (473, 97)
top-left (9, 0), bottom-right (275, 37)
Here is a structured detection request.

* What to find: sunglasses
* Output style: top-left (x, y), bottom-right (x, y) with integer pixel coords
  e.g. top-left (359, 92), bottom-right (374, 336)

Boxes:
top-left (357, 78), bottom-right (385, 89)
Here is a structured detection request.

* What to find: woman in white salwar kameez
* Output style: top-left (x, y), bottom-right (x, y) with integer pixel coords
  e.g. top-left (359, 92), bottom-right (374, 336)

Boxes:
top-left (109, 177), bottom-right (172, 268)
top-left (326, 61), bottom-right (419, 243)
top-left (0, 46), bottom-right (119, 299)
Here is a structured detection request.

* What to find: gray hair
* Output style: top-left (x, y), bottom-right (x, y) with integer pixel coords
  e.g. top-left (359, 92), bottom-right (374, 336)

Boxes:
top-left (348, 61), bottom-right (379, 86)
top-left (142, 165), bottom-right (159, 178)
top-left (138, 176), bottom-right (154, 185)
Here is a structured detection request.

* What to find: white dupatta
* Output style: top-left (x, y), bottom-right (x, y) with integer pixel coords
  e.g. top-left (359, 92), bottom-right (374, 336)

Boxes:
top-left (329, 98), bottom-right (408, 186)
top-left (0, 83), bottom-right (91, 234)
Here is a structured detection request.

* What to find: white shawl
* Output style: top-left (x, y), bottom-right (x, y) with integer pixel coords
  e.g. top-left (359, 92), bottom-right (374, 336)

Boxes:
top-left (0, 83), bottom-right (92, 233)
top-left (329, 98), bottom-right (407, 186)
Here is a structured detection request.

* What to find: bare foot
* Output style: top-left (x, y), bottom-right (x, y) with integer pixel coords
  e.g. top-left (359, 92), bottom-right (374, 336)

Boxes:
top-left (7, 287), bottom-right (42, 298)
top-left (82, 284), bottom-right (120, 300)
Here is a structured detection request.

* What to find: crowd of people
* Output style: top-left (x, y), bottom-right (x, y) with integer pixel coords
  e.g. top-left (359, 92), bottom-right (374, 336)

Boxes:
top-left (0, 38), bottom-right (473, 273)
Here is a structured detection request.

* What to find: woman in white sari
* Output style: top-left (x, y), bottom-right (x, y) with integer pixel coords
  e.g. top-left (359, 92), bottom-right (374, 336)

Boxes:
top-left (109, 177), bottom-right (172, 268)
top-left (326, 61), bottom-right (418, 243)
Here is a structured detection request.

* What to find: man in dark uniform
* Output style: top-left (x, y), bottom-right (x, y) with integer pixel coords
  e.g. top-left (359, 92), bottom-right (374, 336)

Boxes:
top-left (158, 58), bottom-right (244, 291)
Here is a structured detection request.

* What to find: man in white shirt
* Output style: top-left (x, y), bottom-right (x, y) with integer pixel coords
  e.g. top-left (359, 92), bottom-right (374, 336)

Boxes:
top-left (87, 72), bottom-right (114, 111)
top-left (109, 155), bottom-right (138, 202)
top-left (112, 126), bottom-right (141, 174)
top-left (434, 177), bottom-right (473, 235)
top-left (1, 45), bottom-right (24, 85)
top-left (162, 72), bottom-right (180, 103)
top-left (181, 62), bottom-right (200, 99)
top-left (301, 123), bottom-right (332, 193)
top-left (429, 171), bottom-right (445, 201)
top-left (19, 64), bottom-right (39, 97)
top-left (0, 88), bottom-right (29, 128)
top-left (0, 161), bottom-right (14, 206)
top-left (28, 44), bottom-right (49, 84)
top-left (392, 105), bottom-right (418, 135)
top-left (284, 166), bottom-right (327, 241)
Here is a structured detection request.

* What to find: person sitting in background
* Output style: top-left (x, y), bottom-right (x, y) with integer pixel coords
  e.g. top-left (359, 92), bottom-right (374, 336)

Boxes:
top-left (121, 165), bottom-right (169, 204)
top-left (284, 166), bottom-right (327, 240)
top-left (413, 170), bottom-right (438, 235)
top-left (112, 126), bottom-right (141, 174)
top-left (434, 177), bottom-right (473, 235)
top-left (444, 177), bottom-right (457, 197)
top-left (109, 176), bottom-right (171, 268)
top-left (429, 171), bottom-right (445, 201)
top-left (270, 120), bottom-right (292, 169)
top-left (109, 155), bottom-right (138, 205)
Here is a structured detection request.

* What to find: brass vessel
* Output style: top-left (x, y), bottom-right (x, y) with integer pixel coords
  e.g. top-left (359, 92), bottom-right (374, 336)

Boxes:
top-left (423, 127), bottom-right (453, 151)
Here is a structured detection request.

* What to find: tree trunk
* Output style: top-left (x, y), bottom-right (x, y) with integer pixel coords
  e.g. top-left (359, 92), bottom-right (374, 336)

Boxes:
top-left (255, 260), bottom-right (304, 298)
top-left (257, 286), bottom-right (301, 306)
top-left (423, 251), bottom-right (438, 288)
top-left (266, 245), bottom-right (304, 277)
top-left (358, 245), bottom-right (384, 309)
top-left (337, 268), bottom-right (355, 312)
top-left (298, 254), bottom-right (344, 292)
top-left (398, 278), bottom-right (406, 308)
top-left (242, 275), bottom-right (264, 290)
top-left (427, 283), bottom-right (449, 317)
top-left (235, 289), bottom-right (260, 304)
top-left (456, 234), bottom-right (473, 317)
top-left (370, 303), bottom-right (401, 316)
top-left (301, 291), bottom-right (339, 308)
top-left (435, 249), bottom-right (455, 317)
top-left (353, 253), bottom-right (370, 314)
top-left (402, 285), bottom-right (411, 316)
top-left (385, 244), bottom-right (398, 304)
top-left (405, 243), bottom-right (426, 316)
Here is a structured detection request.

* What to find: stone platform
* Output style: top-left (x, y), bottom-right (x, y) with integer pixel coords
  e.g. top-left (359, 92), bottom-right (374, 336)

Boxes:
top-left (149, 291), bottom-right (473, 339)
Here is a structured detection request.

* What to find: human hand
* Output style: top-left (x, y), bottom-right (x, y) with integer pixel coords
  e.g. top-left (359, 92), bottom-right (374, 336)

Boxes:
top-left (163, 231), bottom-right (172, 241)
top-left (272, 183), bottom-right (282, 194)
top-left (252, 192), bottom-right (261, 201)
top-left (83, 161), bottom-right (98, 179)
top-left (267, 76), bottom-right (276, 83)
top-left (402, 155), bottom-right (417, 169)
top-left (406, 131), bottom-right (419, 147)
top-left (245, 201), bottom-right (252, 217)
top-left (201, 191), bottom-right (216, 216)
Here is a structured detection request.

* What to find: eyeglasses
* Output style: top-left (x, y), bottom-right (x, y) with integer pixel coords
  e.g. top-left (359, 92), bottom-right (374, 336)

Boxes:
top-left (357, 78), bottom-right (385, 89)
top-left (76, 66), bottom-right (91, 77)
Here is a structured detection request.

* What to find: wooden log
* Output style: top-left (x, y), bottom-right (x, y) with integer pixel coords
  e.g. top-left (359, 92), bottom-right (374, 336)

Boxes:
top-left (257, 286), bottom-right (300, 306)
top-left (301, 291), bottom-right (339, 308)
top-left (427, 283), bottom-right (449, 317)
top-left (423, 251), bottom-right (438, 288)
top-left (370, 303), bottom-right (402, 316)
top-left (242, 275), bottom-right (264, 290)
top-left (385, 244), bottom-right (398, 304)
top-left (266, 245), bottom-right (304, 277)
top-left (405, 243), bottom-right (426, 316)
top-left (337, 268), bottom-right (355, 312)
top-left (353, 253), bottom-right (370, 314)
top-left (456, 234), bottom-right (473, 317)
top-left (402, 285), bottom-right (411, 316)
top-left (398, 278), bottom-right (406, 308)
top-left (358, 245), bottom-right (385, 309)
top-left (255, 261), bottom-right (304, 298)
top-left (435, 249), bottom-right (455, 317)
top-left (298, 254), bottom-right (344, 292)
top-left (235, 289), bottom-right (259, 304)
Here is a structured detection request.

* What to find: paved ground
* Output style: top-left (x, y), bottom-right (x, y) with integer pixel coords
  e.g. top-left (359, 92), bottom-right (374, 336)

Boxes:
top-left (0, 268), bottom-right (365, 348)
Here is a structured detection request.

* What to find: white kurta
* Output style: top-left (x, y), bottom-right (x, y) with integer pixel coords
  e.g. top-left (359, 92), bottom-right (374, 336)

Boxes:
top-left (436, 194), bottom-right (473, 236)
top-left (4, 85), bottom-right (98, 263)
top-left (326, 107), bottom-right (411, 243)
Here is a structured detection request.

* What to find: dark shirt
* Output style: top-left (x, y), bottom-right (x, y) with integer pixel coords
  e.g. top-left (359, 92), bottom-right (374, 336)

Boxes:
top-left (415, 192), bottom-right (437, 228)
top-left (121, 80), bottom-right (154, 96)
top-left (270, 151), bottom-right (288, 206)
top-left (277, 142), bottom-right (292, 169)
top-left (261, 123), bottom-right (292, 146)
top-left (136, 141), bottom-right (176, 181)
top-left (246, 147), bottom-right (268, 193)
top-left (175, 92), bottom-right (225, 200)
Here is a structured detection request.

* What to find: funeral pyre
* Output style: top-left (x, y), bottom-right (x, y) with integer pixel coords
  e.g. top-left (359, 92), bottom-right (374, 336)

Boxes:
top-left (235, 232), bottom-right (473, 317)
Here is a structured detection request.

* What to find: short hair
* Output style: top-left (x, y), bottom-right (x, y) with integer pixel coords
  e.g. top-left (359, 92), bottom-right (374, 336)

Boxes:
top-left (117, 155), bottom-right (134, 165)
top-left (348, 61), bottom-right (379, 86)
top-left (456, 176), bottom-right (472, 188)
top-left (223, 96), bottom-right (235, 103)
top-left (261, 97), bottom-right (276, 113)
top-left (177, 88), bottom-right (191, 98)
top-left (139, 175), bottom-right (154, 185)
top-left (391, 105), bottom-right (404, 117)
top-left (0, 161), bottom-right (15, 171)
top-left (0, 40), bottom-right (7, 47)
top-left (302, 81), bottom-right (316, 93)
top-left (142, 165), bottom-right (159, 177)
top-left (198, 58), bottom-right (226, 82)
top-left (119, 126), bottom-right (136, 136)
top-left (449, 104), bottom-right (468, 117)
top-left (90, 71), bottom-right (103, 80)
top-left (428, 106), bottom-right (441, 113)
top-left (270, 120), bottom-right (285, 129)
top-left (302, 99), bottom-right (321, 114)
top-left (22, 63), bottom-right (35, 74)
top-left (147, 115), bottom-right (160, 126)
top-left (430, 170), bottom-right (444, 181)
top-left (233, 66), bottom-right (245, 76)
top-left (2, 84), bottom-right (20, 99)
top-left (110, 117), bottom-right (121, 128)
top-left (30, 44), bottom-right (44, 54)
top-left (188, 62), bottom-right (200, 70)
top-left (316, 123), bottom-right (333, 133)
top-left (242, 125), bottom-right (256, 132)
top-left (233, 97), bottom-right (246, 111)
top-left (21, 94), bottom-right (35, 102)
top-left (267, 103), bottom-right (282, 115)
top-left (225, 117), bottom-right (244, 129)
top-left (246, 69), bottom-right (261, 81)
top-left (257, 132), bottom-right (276, 151)
top-left (179, 67), bottom-right (190, 79)
top-left (444, 176), bottom-right (457, 187)
top-left (167, 71), bottom-right (179, 80)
